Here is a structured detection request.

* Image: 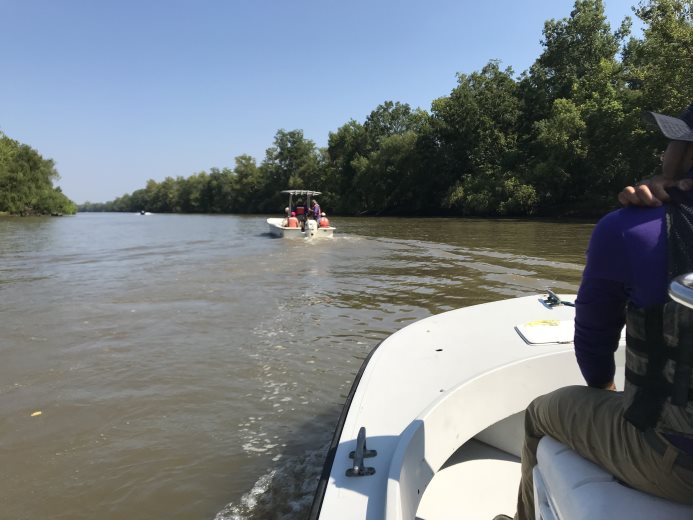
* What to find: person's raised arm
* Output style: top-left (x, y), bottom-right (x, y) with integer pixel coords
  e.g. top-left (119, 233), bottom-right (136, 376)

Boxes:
top-left (618, 141), bottom-right (693, 207)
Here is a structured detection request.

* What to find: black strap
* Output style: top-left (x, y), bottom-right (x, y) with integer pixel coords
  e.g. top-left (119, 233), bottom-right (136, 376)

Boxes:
top-left (625, 332), bottom-right (679, 360)
top-left (624, 309), bottom-right (668, 431)
top-left (667, 197), bottom-right (693, 406)
top-left (643, 429), bottom-right (693, 471)
top-left (672, 324), bottom-right (693, 406)
top-left (666, 191), bottom-right (693, 279)
top-left (625, 368), bottom-right (693, 402)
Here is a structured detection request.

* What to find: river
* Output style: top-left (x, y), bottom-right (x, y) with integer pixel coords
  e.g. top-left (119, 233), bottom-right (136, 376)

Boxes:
top-left (0, 212), bottom-right (595, 519)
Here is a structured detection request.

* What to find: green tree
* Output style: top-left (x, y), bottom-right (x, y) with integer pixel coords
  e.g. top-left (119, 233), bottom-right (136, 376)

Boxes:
top-left (259, 129), bottom-right (321, 211)
top-left (531, 0), bottom-right (626, 105)
top-left (521, 0), bottom-right (632, 212)
top-left (0, 133), bottom-right (76, 215)
top-left (431, 61), bottom-right (526, 214)
top-left (263, 130), bottom-right (318, 188)
top-left (326, 120), bottom-right (368, 213)
top-left (178, 172), bottom-right (209, 213)
top-left (206, 167), bottom-right (234, 213)
top-left (624, 0), bottom-right (693, 113)
top-left (363, 101), bottom-right (420, 147)
top-left (230, 155), bottom-right (261, 212)
top-left (340, 101), bottom-right (427, 213)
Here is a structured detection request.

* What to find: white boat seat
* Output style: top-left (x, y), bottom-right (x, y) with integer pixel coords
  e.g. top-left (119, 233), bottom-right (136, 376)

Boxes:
top-left (533, 436), bottom-right (693, 520)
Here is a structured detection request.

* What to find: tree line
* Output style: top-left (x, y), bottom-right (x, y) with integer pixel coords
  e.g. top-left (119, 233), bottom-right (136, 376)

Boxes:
top-left (78, 0), bottom-right (692, 217)
top-left (0, 133), bottom-right (77, 216)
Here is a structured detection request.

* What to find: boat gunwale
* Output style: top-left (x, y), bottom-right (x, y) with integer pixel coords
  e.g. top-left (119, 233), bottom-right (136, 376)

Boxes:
top-left (308, 339), bottom-right (384, 520)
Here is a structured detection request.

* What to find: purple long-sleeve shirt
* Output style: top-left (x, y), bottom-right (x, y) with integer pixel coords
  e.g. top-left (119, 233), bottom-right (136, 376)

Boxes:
top-left (574, 206), bottom-right (668, 387)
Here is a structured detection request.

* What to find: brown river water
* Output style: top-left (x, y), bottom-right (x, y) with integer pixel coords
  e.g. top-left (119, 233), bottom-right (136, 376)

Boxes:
top-left (0, 213), bottom-right (596, 519)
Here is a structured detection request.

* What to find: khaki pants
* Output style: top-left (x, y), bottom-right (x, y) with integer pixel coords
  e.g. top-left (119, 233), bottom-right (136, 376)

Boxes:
top-left (516, 385), bottom-right (693, 520)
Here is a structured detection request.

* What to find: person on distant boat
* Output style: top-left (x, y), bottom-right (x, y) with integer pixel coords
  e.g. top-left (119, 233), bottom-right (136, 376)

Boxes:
top-left (287, 211), bottom-right (299, 228)
top-left (294, 199), bottom-right (306, 223)
top-left (311, 199), bottom-right (321, 221)
top-left (499, 104), bottom-right (693, 520)
top-left (281, 207), bottom-right (290, 226)
top-left (318, 212), bottom-right (330, 228)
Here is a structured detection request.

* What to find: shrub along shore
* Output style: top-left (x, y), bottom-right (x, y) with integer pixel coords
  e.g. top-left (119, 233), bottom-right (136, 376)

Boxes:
top-left (0, 133), bottom-right (76, 216)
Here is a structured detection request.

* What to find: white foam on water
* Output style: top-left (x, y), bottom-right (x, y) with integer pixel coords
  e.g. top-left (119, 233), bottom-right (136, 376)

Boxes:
top-left (214, 470), bottom-right (276, 520)
top-left (214, 445), bottom-right (329, 520)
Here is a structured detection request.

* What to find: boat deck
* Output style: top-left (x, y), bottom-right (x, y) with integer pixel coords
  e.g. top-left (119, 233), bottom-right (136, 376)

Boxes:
top-left (416, 439), bottom-right (519, 519)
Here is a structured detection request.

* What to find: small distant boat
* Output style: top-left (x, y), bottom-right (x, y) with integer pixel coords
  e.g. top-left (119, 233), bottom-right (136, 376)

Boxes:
top-left (267, 190), bottom-right (335, 239)
top-left (309, 279), bottom-right (693, 519)
top-left (138, 211), bottom-right (152, 216)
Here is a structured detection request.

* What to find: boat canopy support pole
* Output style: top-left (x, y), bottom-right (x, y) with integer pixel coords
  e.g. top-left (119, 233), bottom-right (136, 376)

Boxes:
top-left (346, 427), bottom-right (376, 477)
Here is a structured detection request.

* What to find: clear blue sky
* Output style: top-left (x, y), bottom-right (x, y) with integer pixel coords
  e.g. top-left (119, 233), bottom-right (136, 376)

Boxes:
top-left (1, 0), bottom-right (640, 203)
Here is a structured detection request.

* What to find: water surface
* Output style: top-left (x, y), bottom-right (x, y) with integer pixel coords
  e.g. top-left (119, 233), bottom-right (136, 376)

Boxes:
top-left (0, 213), bottom-right (595, 519)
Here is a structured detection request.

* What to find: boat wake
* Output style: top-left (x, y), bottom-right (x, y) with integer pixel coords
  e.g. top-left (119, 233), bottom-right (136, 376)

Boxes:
top-left (214, 444), bottom-right (329, 520)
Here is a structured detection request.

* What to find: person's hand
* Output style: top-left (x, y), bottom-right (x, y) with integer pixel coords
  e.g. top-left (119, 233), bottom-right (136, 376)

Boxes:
top-left (618, 176), bottom-right (669, 207)
top-left (617, 175), bottom-right (693, 207)
top-left (603, 381), bottom-right (617, 391)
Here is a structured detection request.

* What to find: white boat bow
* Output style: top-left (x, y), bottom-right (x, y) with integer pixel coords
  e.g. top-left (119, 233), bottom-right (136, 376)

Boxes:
top-left (310, 293), bottom-right (630, 519)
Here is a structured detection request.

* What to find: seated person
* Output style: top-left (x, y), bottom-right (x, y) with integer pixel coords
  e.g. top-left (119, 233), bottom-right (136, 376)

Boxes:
top-left (286, 211), bottom-right (299, 228)
top-left (318, 212), bottom-right (330, 228)
top-left (294, 199), bottom-right (306, 222)
top-left (496, 103), bottom-right (693, 520)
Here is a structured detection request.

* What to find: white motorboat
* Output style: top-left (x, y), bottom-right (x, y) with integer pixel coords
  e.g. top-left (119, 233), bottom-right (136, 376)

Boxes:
top-left (266, 190), bottom-right (335, 239)
top-left (309, 282), bottom-right (693, 519)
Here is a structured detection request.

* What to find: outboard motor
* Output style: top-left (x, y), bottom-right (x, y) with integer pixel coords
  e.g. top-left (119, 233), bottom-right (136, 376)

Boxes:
top-left (305, 219), bottom-right (318, 239)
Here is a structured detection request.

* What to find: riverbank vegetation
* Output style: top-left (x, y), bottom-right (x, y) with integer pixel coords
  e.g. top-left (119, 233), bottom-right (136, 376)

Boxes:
top-left (0, 133), bottom-right (77, 216)
top-left (82, 0), bottom-right (693, 217)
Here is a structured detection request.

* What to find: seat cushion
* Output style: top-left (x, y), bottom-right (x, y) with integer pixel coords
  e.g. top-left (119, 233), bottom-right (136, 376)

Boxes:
top-left (533, 436), bottom-right (693, 520)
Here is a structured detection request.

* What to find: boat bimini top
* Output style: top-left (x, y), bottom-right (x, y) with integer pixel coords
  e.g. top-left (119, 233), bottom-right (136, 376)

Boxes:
top-left (282, 190), bottom-right (321, 211)
top-left (281, 190), bottom-right (322, 196)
